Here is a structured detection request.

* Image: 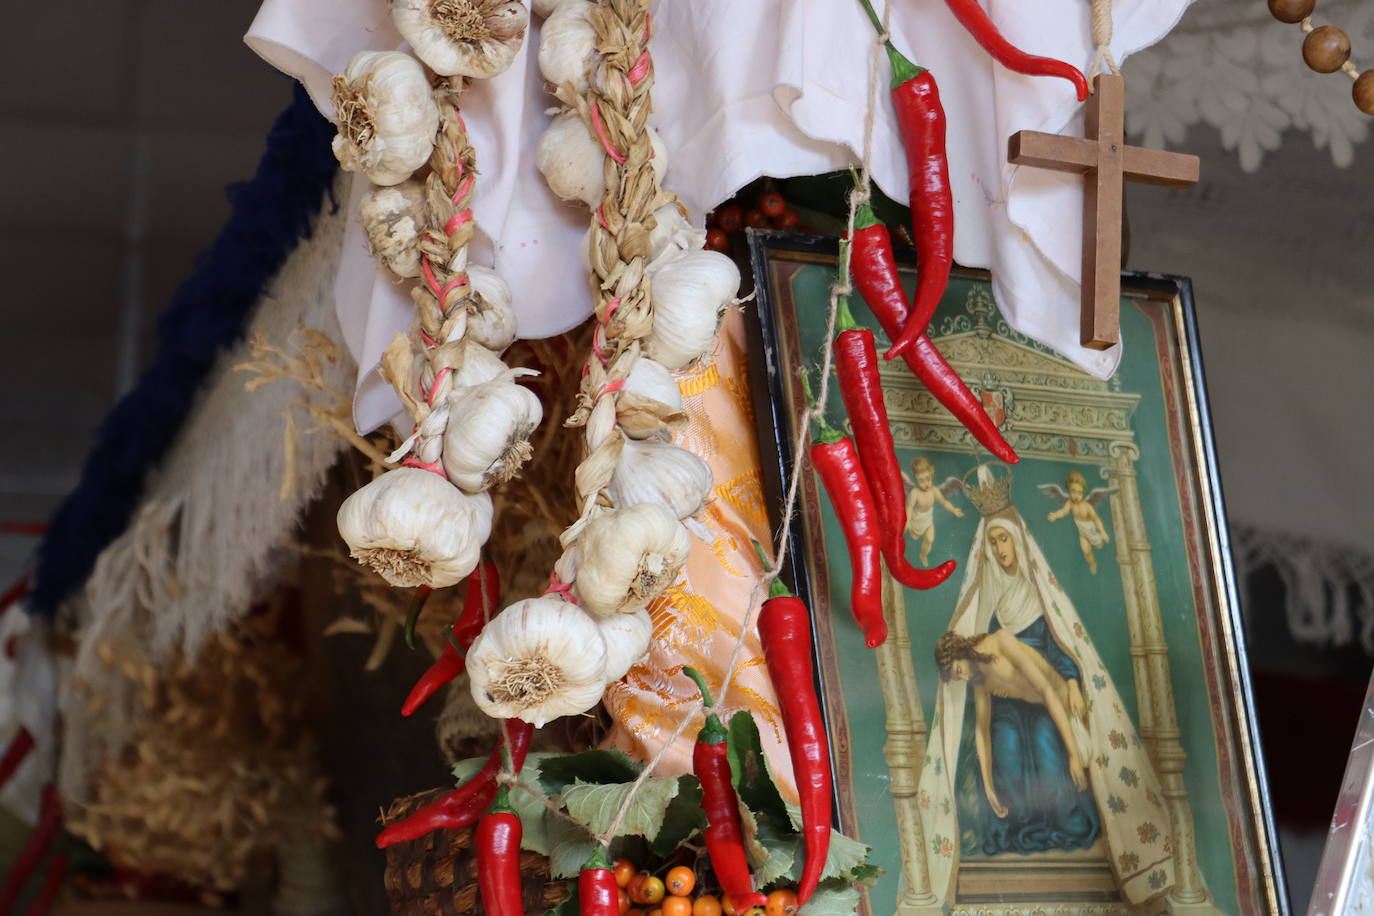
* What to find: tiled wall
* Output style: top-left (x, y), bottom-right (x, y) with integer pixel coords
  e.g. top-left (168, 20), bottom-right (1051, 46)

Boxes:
top-left (0, 1), bottom-right (291, 587)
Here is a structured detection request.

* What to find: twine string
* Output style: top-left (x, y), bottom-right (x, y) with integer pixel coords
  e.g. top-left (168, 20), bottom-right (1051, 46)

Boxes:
top-left (1088, 0), bottom-right (1120, 79)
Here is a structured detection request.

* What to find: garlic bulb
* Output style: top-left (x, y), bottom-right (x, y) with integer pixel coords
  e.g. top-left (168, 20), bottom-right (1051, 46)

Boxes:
top-left (467, 597), bottom-right (608, 726)
top-left (624, 358), bottom-right (683, 413)
top-left (574, 503), bottom-right (692, 617)
top-left (643, 250), bottom-right (740, 370)
top-left (648, 205), bottom-right (708, 263)
top-left (392, 0), bottom-right (529, 79)
top-left (336, 468), bottom-right (487, 588)
top-left (466, 265), bottom-right (519, 351)
top-left (452, 339), bottom-right (509, 386)
top-left (361, 181), bottom-right (427, 278)
top-left (331, 51), bottom-right (439, 186)
top-left (600, 610), bottom-right (653, 684)
top-left (608, 439), bottom-right (712, 520)
top-left (538, 0), bottom-right (595, 92)
top-left (531, 0), bottom-right (570, 18)
top-left (441, 375), bottom-right (544, 492)
top-left (538, 112), bottom-right (668, 209)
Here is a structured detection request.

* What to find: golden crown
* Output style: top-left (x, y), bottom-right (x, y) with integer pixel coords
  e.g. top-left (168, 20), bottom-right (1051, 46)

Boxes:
top-left (962, 462), bottom-right (1014, 516)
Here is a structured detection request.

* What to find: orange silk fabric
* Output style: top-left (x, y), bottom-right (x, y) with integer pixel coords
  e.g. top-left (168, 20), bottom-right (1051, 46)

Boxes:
top-left (603, 310), bottom-right (798, 804)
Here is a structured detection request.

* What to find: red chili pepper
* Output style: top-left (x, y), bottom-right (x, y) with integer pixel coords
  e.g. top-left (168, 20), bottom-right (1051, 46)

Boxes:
top-left (400, 562), bottom-right (500, 717)
top-left (683, 668), bottom-right (767, 911)
top-left (942, 0), bottom-right (1088, 101)
top-left (833, 293), bottom-right (956, 593)
top-left (476, 786), bottom-right (524, 916)
top-left (753, 543), bottom-right (831, 905)
top-left (804, 409), bottom-right (886, 648)
top-left (0, 784), bottom-right (60, 914)
top-left (22, 853), bottom-right (66, 916)
top-left (375, 718), bottom-right (532, 848)
top-left (579, 847), bottom-right (621, 916)
top-left (848, 202), bottom-right (1018, 465)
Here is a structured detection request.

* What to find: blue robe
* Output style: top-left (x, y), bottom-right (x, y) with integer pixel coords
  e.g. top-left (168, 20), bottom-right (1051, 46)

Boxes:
top-left (957, 615), bottom-right (1101, 856)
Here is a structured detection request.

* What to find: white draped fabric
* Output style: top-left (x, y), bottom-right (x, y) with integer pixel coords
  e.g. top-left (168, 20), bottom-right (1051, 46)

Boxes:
top-left (245, 0), bottom-right (1191, 433)
top-left (922, 508), bottom-right (1176, 905)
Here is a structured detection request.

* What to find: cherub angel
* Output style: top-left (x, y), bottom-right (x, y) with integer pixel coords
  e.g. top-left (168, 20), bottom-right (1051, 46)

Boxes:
top-left (903, 457), bottom-right (963, 565)
top-left (1040, 470), bottom-right (1115, 574)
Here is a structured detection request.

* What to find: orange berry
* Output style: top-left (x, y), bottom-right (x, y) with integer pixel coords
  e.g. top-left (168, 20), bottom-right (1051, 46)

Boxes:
top-left (638, 876), bottom-right (666, 906)
top-left (722, 896), bottom-right (738, 916)
top-left (665, 867), bottom-right (696, 897)
top-left (614, 859), bottom-right (637, 888)
top-left (765, 889), bottom-right (799, 916)
top-left (619, 889), bottom-right (632, 915)
top-left (648, 910), bottom-right (663, 916)
top-left (694, 896), bottom-right (723, 916)
top-left (663, 896), bottom-right (693, 916)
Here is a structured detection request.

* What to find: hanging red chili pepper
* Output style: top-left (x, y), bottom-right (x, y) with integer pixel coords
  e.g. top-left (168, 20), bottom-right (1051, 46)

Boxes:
top-left (943, 0), bottom-right (1089, 101)
top-left (798, 376), bottom-right (886, 647)
top-left (476, 786), bottom-right (524, 916)
top-left (0, 784), bottom-right (61, 914)
top-left (752, 542), bottom-right (831, 905)
top-left (579, 848), bottom-right (621, 916)
top-left (852, 0), bottom-right (954, 363)
top-left (848, 200), bottom-right (1018, 465)
top-left (833, 286), bottom-right (956, 592)
top-left (400, 562), bottom-right (500, 717)
top-left (375, 718), bottom-right (533, 848)
top-left (683, 668), bottom-right (768, 911)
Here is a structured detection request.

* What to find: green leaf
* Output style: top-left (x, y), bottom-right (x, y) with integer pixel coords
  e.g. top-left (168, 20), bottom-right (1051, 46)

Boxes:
top-left (449, 753), bottom-right (555, 855)
top-left (782, 804), bottom-right (874, 882)
top-left (726, 711), bottom-right (788, 824)
top-left (546, 812), bottom-right (602, 879)
top-left (798, 881), bottom-right (862, 916)
top-left (749, 808), bottom-right (801, 888)
top-left (846, 863), bottom-right (882, 886)
top-left (563, 776), bottom-right (682, 840)
top-left (650, 775), bottom-right (708, 857)
top-left (451, 755), bottom-right (487, 783)
top-left (539, 749), bottom-right (642, 793)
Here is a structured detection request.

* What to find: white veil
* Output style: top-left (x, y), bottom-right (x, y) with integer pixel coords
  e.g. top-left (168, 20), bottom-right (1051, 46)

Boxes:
top-left (913, 507), bottom-right (1179, 906)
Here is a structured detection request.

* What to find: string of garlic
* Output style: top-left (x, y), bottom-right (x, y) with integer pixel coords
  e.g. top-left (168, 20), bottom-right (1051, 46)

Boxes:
top-left (328, 7), bottom-right (539, 593)
top-left (461, 0), bottom-right (738, 730)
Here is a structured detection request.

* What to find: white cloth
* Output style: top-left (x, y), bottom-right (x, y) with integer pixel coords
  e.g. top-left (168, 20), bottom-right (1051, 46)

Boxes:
top-left (246, 0), bottom-right (1191, 433)
top-left (0, 606), bottom-right (58, 825)
top-left (923, 509), bottom-right (1175, 905)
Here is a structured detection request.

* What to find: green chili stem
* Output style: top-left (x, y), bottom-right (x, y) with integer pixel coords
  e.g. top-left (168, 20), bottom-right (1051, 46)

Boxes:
top-left (853, 0), bottom-right (927, 87)
top-left (801, 369), bottom-right (844, 445)
top-left (683, 666), bottom-right (715, 709)
top-left (752, 539), bottom-right (795, 600)
top-left (403, 585), bottom-right (433, 650)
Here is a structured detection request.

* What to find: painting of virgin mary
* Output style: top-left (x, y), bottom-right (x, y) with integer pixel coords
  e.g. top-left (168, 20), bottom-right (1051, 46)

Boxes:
top-left (916, 466), bottom-right (1179, 907)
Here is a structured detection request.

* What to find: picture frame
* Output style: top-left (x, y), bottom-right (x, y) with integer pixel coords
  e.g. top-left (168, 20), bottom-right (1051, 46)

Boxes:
top-left (743, 230), bottom-right (1286, 916)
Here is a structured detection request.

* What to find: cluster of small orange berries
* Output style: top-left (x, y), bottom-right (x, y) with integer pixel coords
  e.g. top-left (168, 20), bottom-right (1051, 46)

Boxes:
top-left (611, 859), bottom-right (801, 916)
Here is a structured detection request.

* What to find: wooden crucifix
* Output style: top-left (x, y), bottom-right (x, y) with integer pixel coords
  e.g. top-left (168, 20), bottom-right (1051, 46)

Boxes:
top-left (1008, 73), bottom-right (1200, 350)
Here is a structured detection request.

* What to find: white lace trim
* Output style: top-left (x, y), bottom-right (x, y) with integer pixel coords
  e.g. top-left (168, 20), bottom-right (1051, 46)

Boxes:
top-left (1124, 0), bottom-right (1373, 172)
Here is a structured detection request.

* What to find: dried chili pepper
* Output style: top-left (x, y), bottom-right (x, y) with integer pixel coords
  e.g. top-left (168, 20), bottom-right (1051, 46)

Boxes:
top-left (833, 288), bottom-right (956, 593)
top-left (848, 201), bottom-right (1018, 465)
top-left (799, 378), bottom-right (886, 647)
top-left (476, 786), bottom-right (524, 916)
top-left (374, 718), bottom-right (532, 848)
top-left (753, 542), bottom-right (831, 905)
top-left (943, 0), bottom-right (1089, 101)
top-left (0, 784), bottom-right (60, 914)
top-left (580, 848), bottom-right (621, 916)
top-left (683, 668), bottom-right (768, 911)
top-left (400, 561), bottom-right (500, 717)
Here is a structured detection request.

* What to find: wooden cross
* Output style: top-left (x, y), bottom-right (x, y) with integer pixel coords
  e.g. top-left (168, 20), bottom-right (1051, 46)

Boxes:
top-left (1008, 73), bottom-right (1200, 350)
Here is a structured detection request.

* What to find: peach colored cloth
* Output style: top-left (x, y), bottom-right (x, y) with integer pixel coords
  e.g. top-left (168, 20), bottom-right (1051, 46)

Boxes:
top-left (604, 310), bottom-right (798, 804)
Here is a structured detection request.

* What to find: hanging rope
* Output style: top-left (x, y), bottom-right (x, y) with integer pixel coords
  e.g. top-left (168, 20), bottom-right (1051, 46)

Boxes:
top-left (1088, 0), bottom-right (1121, 79)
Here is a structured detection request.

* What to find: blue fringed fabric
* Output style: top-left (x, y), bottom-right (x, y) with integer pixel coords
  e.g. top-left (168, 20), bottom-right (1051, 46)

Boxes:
top-left (28, 81), bottom-right (338, 618)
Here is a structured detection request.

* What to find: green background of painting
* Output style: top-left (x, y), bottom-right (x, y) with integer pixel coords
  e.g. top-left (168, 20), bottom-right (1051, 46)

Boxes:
top-left (783, 264), bottom-right (1240, 916)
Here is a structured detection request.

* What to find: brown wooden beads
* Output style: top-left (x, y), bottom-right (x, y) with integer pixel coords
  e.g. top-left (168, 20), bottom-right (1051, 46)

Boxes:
top-left (1303, 25), bottom-right (1351, 72)
top-left (1267, 0), bottom-right (1373, 116)
top-left (1268, 0), bottom-right (1315, 24)
top-left (1355, 71), bottom-right (1374, 116)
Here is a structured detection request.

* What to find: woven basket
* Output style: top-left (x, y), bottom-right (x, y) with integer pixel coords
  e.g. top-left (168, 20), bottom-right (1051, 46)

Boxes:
top-left (382, 788), bottom-right (570, 916)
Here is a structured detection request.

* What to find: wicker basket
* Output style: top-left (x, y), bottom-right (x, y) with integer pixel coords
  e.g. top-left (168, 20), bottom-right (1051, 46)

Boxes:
top-left (382, 788), bottom-right (570, 916)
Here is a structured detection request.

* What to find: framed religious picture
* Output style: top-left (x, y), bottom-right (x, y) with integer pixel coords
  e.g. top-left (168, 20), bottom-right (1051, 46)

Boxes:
top-left (744, 230), bottom-right (1286, 916)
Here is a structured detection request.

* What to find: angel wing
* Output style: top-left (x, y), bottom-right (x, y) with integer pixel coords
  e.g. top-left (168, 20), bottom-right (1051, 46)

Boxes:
top-left (1087, 485), bottom-right (1119, 506)
top-left (939, 476), bottom-right (965, 499)
top-left (1037, 482), bottom-right (1070, 505)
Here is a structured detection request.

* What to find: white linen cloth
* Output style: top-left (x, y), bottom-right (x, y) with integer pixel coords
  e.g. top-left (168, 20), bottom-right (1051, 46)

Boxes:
top-left (246, 0), bottom-right (1191, 433)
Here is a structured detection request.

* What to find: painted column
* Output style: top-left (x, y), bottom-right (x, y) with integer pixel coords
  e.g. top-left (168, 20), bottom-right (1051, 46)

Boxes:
top-left (1109, 442), bottom-right (1214, 913)
top-left (875, 573), bottom-right (941, 915)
